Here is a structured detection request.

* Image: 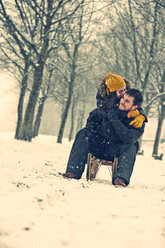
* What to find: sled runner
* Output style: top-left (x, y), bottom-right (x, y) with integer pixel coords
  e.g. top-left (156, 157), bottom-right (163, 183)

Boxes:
top-left (86, 153), bottom-right (118, 181)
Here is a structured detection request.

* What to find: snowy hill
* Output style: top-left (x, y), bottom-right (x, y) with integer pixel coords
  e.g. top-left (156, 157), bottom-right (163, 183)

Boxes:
top-left (0, 132), bottom-right (165, 248)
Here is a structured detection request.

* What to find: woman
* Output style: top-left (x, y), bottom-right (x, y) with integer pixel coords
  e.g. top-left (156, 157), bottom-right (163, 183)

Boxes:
top-left (96, 73), bottom-right (146, 128)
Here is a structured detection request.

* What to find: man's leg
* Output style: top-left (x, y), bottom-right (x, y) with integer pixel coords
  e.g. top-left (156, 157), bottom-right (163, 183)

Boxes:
top-left (112, 144), bottom-right (138, 186)
top-left (64, 128), bottom-right (91, 179)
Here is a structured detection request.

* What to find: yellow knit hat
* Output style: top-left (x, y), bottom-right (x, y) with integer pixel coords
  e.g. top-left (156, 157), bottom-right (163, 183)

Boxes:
top-left (105, 73), bottom-right (126, 95)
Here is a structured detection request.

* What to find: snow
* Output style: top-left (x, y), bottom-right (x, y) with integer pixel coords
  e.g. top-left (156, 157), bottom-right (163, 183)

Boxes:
top-left (0, 72), bottom-right (18, 132)
top-left (0, 132), bottom-right (165, 248)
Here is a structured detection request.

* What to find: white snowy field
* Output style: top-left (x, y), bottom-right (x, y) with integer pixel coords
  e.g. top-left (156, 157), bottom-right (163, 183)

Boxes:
top-left (0, 132), bottom-right (165, 248)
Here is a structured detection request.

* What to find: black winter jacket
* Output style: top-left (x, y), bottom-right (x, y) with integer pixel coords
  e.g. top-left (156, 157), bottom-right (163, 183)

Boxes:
top-left (86, 107), bottom-right (145, 147)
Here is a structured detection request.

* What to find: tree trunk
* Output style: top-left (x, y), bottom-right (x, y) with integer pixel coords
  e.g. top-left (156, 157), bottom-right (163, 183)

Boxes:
top-left (33, 96), bottom-right (47, 138)
top-left (152, 72), bottom-right (165, 155)
top-left (57, 44), bottom-right (78, 144)
top-left (152, 116), bottom-right (164, 156)
top-left (15, 63), bottom-right (29, 139)
top-left (57, 80), bottom-right (74, 143)
top-left (76, 104), bottom-right (85, 133)
top-left (21, 63), bottom-right (44, 141)
top-left (68, 98), bottom-right (75, 142)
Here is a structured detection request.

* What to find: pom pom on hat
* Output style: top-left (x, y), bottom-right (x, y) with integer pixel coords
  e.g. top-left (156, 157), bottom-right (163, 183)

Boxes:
top-left (105, 73), bottom-right (126, 95)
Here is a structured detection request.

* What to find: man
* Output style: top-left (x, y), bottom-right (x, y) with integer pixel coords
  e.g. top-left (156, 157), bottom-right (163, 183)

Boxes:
top-left (62, 89), bottom-right (146, 187)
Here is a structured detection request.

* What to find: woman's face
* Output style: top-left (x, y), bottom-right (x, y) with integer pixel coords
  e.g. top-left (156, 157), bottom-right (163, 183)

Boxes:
top-left (116, 87), bottom-right (126, 99)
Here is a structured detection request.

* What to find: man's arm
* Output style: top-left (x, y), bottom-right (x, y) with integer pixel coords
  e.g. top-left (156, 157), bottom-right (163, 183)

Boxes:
top-left (110, 119), bottom-right (144, 143)
top-left (107, 109), bottom-right (145, 143)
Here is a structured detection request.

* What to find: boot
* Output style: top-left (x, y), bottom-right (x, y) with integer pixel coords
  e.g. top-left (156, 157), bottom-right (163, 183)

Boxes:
top-left (114, 177), bottom-right (126, 187)
top-left (61, 172), bottom-right (80, 180)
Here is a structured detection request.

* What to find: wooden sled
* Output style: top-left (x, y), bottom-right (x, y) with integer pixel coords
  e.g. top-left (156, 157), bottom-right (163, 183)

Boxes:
top-left (153, 153), bottom-right (164, 160)
top-left (86, 153), bottom-right (118, 181)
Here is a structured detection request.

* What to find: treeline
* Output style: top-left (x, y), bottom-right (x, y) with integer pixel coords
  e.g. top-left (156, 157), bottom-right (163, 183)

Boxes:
top-left (0, 0), bottom-right (164, 155)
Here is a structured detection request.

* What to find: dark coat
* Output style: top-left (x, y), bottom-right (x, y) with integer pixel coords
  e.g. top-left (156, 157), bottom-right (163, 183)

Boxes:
top-left (86, 107), bottom-right (145, 150)
top-left (66, 107), bottom-right (146, 184)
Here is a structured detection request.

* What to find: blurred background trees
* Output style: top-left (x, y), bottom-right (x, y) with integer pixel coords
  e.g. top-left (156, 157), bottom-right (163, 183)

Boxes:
top-left (0, 0), bottom-right (164, 155)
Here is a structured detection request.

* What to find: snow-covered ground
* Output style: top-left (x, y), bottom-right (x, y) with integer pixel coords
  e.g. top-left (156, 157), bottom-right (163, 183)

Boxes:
top-left (0, 132), bottom-right (165, 248)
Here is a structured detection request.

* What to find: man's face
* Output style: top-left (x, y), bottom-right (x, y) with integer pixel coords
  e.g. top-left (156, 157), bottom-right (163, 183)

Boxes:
top-left (116, 87), bottom-right (126, 99)
top-left (119, 93), bottom-right (137, 111)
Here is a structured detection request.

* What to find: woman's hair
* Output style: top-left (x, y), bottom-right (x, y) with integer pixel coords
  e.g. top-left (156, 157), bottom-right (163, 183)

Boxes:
top-left (97, 77), bottom-right (106, 98)
top-left (98, 91), bottom-right (118, 111)
top-left (124, 79), bottom-right (132, 90)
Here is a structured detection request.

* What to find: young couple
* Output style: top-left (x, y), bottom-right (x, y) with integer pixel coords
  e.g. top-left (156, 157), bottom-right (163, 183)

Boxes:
top-left (62, 73), bottom-right (147, 187)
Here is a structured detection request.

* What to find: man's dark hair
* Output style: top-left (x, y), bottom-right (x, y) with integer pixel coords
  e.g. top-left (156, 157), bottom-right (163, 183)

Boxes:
top-left (125, 89), bottom-right (143, 106)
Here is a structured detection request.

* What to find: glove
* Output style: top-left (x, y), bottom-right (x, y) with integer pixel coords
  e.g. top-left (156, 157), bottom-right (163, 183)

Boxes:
top-left (129, 115), bottom-right (145, 128)
top-left (127, 109), bottom-right (140, 118)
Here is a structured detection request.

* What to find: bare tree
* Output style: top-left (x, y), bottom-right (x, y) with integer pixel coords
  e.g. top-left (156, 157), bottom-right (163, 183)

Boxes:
top-left (91, 0), bottom-right (165, 153)
top-left (68, 95), bottom-right (76, 142)
top-left (152, 71), bottom-right (165, 155)
top-left (0, 0), bottom-right (84, 141)
top-left (0, 14), bottom-right (33, 139)
top-left (56, 1), bottom-right (96, 143)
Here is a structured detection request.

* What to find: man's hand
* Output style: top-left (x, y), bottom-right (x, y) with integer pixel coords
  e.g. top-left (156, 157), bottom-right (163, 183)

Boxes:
top-left (129, 115), bottom-right (145, 128)
top-left (127, 109), bottom-right (140, 118)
